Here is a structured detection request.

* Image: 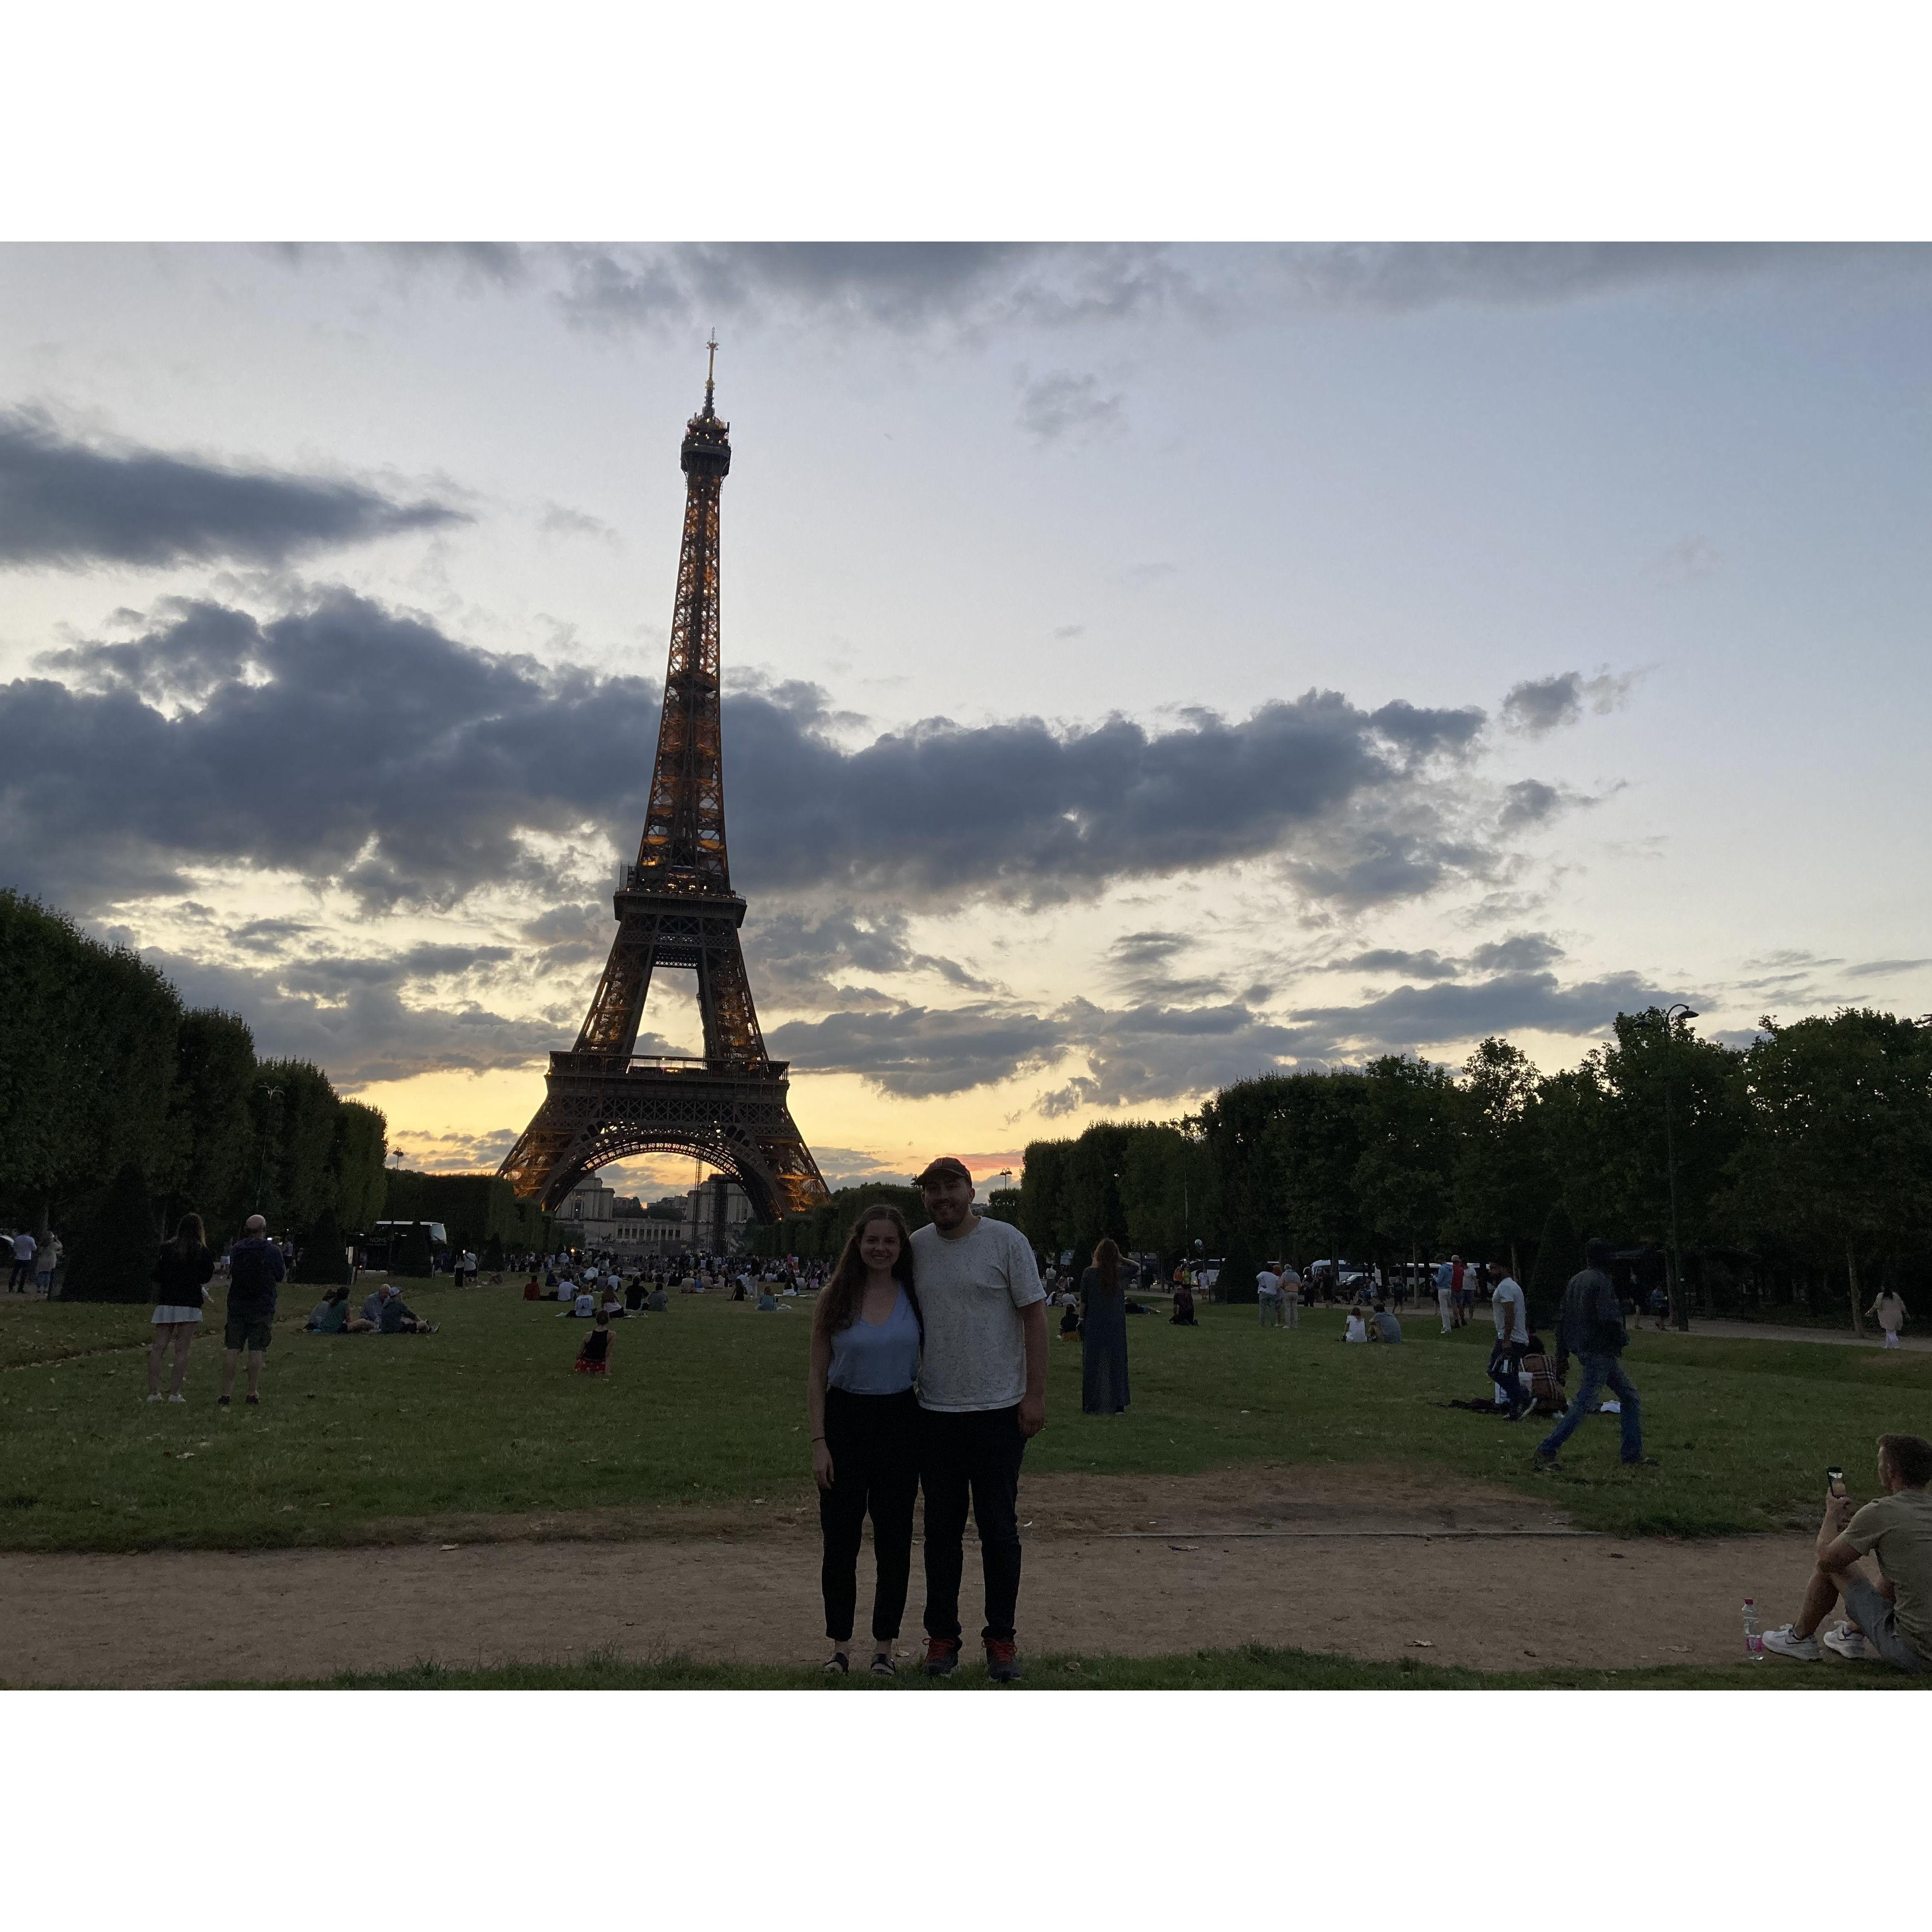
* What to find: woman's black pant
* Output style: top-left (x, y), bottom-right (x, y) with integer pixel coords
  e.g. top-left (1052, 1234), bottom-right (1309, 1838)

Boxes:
top-left (818, 1386), bottom-right (920, 1643)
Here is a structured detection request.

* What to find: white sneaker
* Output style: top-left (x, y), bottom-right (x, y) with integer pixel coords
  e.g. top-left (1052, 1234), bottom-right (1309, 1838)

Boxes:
top-left (168, 1392), bottom-right (187, 1403)
top-left (1762, 1623), bottom-right (1821, 1661)
top-left (1822, 1621), bottom-right (1872, 1661)
top-left (145, 1392), bottom-right (164, 1403)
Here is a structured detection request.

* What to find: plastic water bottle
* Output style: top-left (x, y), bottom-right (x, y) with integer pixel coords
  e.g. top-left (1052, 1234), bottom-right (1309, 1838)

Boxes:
top-left (1742, 1598), bottom-right (1764, 1661)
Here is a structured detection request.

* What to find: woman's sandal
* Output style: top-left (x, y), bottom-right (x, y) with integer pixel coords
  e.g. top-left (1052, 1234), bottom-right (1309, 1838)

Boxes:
top-left (823, 1651), bottom-right (850, 1674)
top-left (869, 1655), bottom-right (897, 1677)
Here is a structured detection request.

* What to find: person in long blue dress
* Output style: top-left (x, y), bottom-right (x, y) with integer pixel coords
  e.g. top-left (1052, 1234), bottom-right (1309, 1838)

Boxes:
top-left (1080, 1239), bottom-right (1131, 1414)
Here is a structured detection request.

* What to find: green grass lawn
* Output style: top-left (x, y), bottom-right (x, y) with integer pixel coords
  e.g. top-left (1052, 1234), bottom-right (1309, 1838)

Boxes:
top-left (249, 1642), bottom-right (1928, 1692)
top-left (2, 1281), bottom-right (1928, 1551)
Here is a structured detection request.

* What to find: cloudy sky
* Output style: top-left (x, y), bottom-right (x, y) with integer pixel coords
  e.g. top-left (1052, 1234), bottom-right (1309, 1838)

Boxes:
top-left (4, 242), bottom-right (1930, 1196)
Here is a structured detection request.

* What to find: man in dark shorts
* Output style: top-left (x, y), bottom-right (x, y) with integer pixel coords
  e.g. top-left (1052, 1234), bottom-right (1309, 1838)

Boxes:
top-left (221, 1213), bottom-right (285, 1406)
top-left (911, 1156), bottom-right (1048, 1683)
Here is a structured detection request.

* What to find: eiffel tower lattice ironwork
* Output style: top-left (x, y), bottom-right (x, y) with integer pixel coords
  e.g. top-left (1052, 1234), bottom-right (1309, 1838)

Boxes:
top-left (498, 349), bottom-right (830, 1222)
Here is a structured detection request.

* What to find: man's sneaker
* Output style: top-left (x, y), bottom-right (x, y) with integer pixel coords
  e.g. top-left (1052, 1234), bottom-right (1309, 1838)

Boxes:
top-left (1532, 1450), bottom-right (1560, 1472)
top-left (218, 1395), bottom-right (231, 1407)
top-left (145, 1392), bottom-right (164, 1403)
top-left (1762, 1623), bottom-right (1821, 1661)
top-left (921, 1637), bottom-right (962, 1678)
top-left (167, 1392), bottom-right (186, 1403)
top-left (985, 1639), bottom-right (1023, 1683)
top-left (245, 1393), bottom-right (260, 1405)
top-left (1822, 1621), bottom-right (1873, 1661)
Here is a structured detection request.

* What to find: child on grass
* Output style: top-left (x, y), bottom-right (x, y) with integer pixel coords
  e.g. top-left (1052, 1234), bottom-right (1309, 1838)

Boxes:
top-left (575, 1311), bottom-right (613, 1375)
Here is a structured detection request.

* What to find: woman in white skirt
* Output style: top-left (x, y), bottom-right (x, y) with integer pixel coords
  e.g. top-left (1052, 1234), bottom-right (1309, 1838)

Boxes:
top-left (148, 1213), bottom-right (215, 1402)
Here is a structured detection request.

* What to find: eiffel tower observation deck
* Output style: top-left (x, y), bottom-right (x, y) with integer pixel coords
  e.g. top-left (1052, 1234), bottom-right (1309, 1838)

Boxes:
top-left (498, 348), bottom-right (831, 1223)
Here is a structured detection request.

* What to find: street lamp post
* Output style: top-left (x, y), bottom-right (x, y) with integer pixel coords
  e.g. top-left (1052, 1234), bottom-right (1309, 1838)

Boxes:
top-left (1662, 1004), bottom-right (1699, 1333)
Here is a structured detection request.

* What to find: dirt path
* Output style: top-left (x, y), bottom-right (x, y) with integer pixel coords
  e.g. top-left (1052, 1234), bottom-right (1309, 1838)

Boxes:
top-left (0, 1466), bottom-right (1814, 1686)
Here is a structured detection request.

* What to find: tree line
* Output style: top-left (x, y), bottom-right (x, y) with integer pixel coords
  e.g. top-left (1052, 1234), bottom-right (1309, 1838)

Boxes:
top-left (1, 890), bottom-right (389, 1298)
top-left (1020, 1007), bottom-right (1932, 1334)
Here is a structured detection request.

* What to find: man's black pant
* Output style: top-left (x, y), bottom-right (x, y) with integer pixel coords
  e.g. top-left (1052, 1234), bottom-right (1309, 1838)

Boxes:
top-left (818, 1387), bottom-right (920, 1643)
top-left (1488, 1339), bottom-right (1528, 1417)
top-left (7, 1260), bottom-right (30, 1291)
top-left (920, 1403), bottom-right (1026, 1644)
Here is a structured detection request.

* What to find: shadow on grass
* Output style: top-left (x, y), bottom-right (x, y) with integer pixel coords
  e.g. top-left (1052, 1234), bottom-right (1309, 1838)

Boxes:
top-left (216, 1641), bottom-right (1927, 1693)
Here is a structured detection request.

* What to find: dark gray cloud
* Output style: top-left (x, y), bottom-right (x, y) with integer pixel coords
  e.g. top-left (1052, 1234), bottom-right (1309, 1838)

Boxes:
top-left (0, 407), bottom-right (467, 571)
top-left (765, 1003), bottom-right (1068, 1099)
top-left (765, 949), bottom-right (1664, 1113)
top-left (1335, 947), bottom-right (1460, 980)
top-left (1016, 369), bottom-right (1124, 444)
top-left (1845, 957), bottom-right (1932, 979)
top-left (1501, 668), bottom-right (1638, 736)
top-left (753, 908), bottom-right (992, 1010)
top-left (374, 242), bottom-right (1932, 341)
top-left (4, 590), bottom-right (1498, 919)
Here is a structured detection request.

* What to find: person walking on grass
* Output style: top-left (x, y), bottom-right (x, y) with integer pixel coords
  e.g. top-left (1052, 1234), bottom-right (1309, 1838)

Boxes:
top-left (1763, 1434), bottom-right (1932, 1673)
top-left (806, 1205), bottom-right (923, 1678)
top-left (219, 1214), bottom-right (284, 1407)
top-left (147, 1213), bottom-right (215, 1402)
top-left (1489, 1267), bottom-right (1530, 1422)
top-left (1533, 1239), bottom-right (1656, 1471)
top-left (911, 1156), bottom-right (1047, 1684)
top-left (1868, 1289), bottom-right (1910, 1350)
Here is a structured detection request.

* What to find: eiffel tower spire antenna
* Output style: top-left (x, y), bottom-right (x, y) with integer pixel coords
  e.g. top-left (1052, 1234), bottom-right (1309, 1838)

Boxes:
top-left (498, 358), bottom-right (830, 1226)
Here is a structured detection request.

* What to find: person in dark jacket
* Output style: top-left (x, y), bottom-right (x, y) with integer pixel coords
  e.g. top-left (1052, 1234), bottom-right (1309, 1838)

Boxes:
top-left (149, 1213), bottom-right (216, 1401)
top-left (1534, 1240), bottom-right (1653, 1469)
top-left (220, 1215), bottom-right (286, 1407)
top-left (377, 1283), bottom-right (435, 1334)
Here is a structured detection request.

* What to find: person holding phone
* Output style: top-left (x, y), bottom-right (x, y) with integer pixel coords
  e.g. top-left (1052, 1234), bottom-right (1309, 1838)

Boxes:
top-left (1763, 1434), bottom-right (1932, 1670)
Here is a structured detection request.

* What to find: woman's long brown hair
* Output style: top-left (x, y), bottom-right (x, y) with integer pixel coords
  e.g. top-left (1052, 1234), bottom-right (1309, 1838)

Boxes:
top-left (171, 1212), bottom-right (207, 1259)
top-left (1090, 1237), bottom-right (1121, 1293)
top-left (813, 1205), bottom-right (920, 1338)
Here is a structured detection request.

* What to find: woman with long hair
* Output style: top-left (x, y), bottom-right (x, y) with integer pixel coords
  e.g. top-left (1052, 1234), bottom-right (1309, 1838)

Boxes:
top-left (806, 1205), bottom-right (922, 1676)
top-left (1080, 1238), bottom-right (1131, 1414)
top-left (148, 1212), bottom-right (215, 1401)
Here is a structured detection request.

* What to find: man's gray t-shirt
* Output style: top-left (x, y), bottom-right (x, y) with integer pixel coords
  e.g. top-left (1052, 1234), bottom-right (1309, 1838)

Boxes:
top-left (912, 1215), bottom-right (1046, 1413)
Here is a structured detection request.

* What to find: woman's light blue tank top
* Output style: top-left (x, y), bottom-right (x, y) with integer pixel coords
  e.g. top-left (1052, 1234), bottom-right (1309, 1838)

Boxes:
top-left (828, 1286), bottom-right (920, 1394)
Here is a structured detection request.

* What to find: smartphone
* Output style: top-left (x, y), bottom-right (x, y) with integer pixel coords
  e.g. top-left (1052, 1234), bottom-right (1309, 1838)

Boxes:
top-left (1828, 1467), bottom-right (1847, 1499)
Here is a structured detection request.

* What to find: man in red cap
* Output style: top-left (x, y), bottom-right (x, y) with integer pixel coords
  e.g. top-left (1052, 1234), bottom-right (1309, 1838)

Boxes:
top-left (911, 1155), bottom-right (1047, 1682)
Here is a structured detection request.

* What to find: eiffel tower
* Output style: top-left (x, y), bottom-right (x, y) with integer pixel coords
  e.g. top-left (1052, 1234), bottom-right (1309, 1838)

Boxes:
top-left (499, 348), bottom-right (830, 1224)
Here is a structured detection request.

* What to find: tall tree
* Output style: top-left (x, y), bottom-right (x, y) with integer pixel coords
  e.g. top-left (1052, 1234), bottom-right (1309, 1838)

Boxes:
top-left (1353, 1054), bottom-right (1459, 1279)
top-left (1728, 1010), bottom-right (1932, 1333)
top-left (164, 1008), bottom-right (258, 1242)
top-left (1451, 1035), bottom-right (1553, 1275)
top-left (62, 1161), bottom-right (159, 1302)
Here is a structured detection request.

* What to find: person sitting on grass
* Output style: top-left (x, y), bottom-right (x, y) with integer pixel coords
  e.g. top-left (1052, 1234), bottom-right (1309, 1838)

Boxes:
top-left (1058, 1303), bottom-right (1081, 1338)
top-left (1369, 1300), bottom-right (1402, 1343)
top-left (1763, 1434), bottom-right (1932, 1672)
top-left (1344, 1309), bottom-right (1368, 1343)
top-left (646, 1280), bottom-right (669, 1312)
top-left (377, 1283), bottom-right (435, 1334)
top-left (599, 1283), bottom-right (625, 1319)
top-left (575, 1311), bottom-right (613, 1376)
top-left (308, 1285), bottom-right (375, 1334)
top-left (1170, 1280), bottom-right (1198, 1326)
top-left (523, 1274), bottom-right (543, 1301)
top-left (1519, 1331), bottom-right (1567, 1417)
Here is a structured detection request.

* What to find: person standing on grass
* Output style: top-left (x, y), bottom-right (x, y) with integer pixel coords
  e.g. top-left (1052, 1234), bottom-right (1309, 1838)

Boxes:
top-left (1279, 1261), bottom-right (1302, 1329)
top-left (1868, 1289), bottom-right (1910, 1350)
top-left (807, 1205), bottom-right (923, 1677)
top-left (911, 1156), bottom-right (1047, 1684)
top-left (9, 1229), bottom-right (34, 1292)
top-left (1080, 1239), bottom-right (1131, 1414)
top-left (1489, 1268), bottom-right (1530, 1422)
top-left (1435, 1255), bottom-right (1456, 1334)
top-left (1256, 1260), bottom-right (1283, 1328)
top-left (220, 1214), bottom-right (284, 1407)
top-left (1533, 1239), bottom-right (1654, 1471)
top-left (147, 1213), bottom-right (215, 1401)
top-left (1763, 1434), bottom-right (1932, 1672)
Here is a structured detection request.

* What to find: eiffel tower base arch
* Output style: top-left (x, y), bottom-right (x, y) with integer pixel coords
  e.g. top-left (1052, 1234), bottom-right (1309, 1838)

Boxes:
top-left (499, 1051), bottom-right (828, 1223)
